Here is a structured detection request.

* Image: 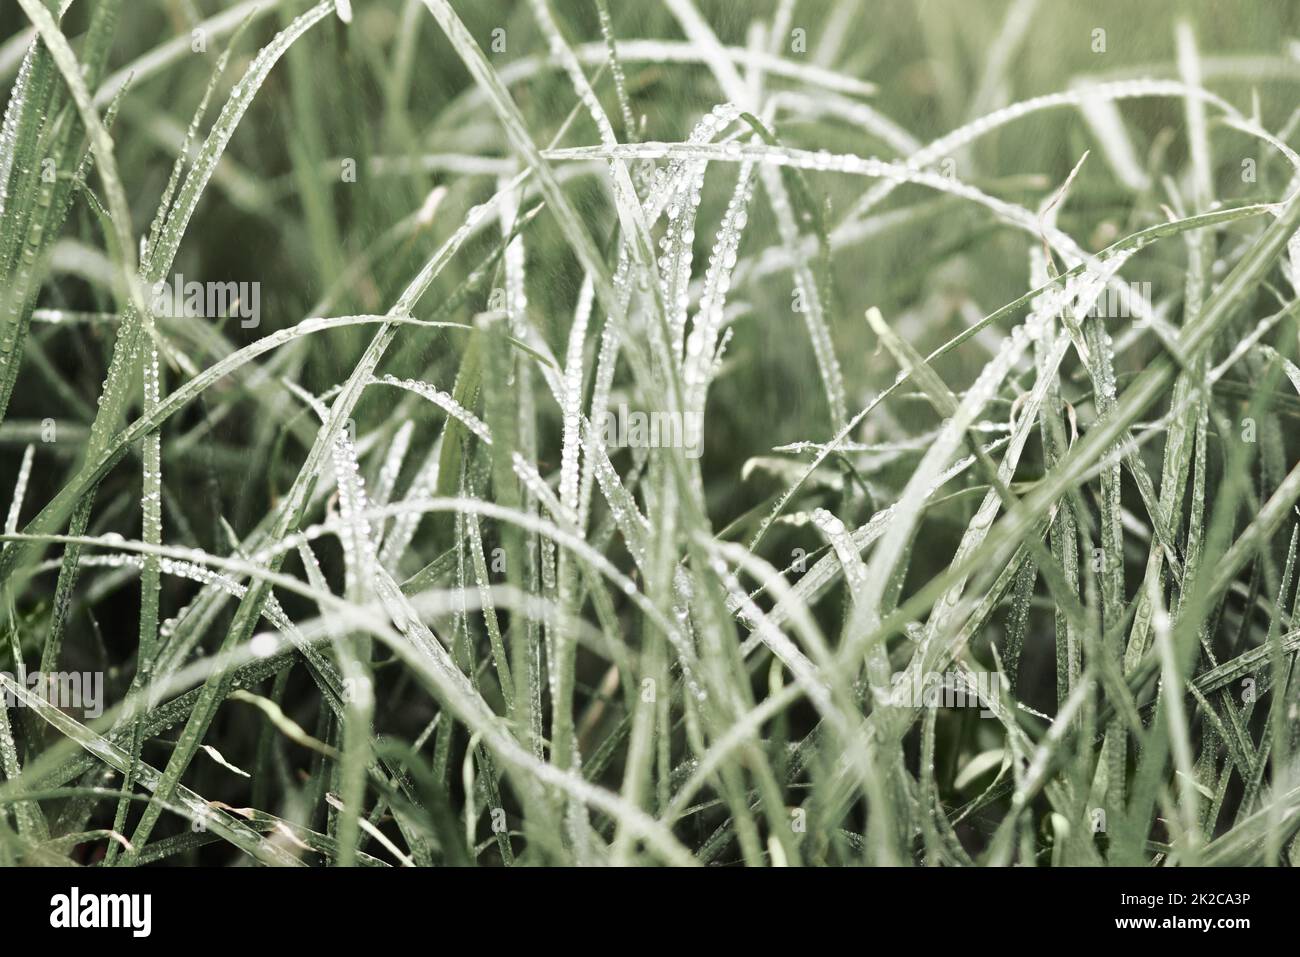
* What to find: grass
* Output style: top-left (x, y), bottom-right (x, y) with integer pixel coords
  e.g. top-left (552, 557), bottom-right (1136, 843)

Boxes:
top-left (0, 0), bottom-right (1299, 867)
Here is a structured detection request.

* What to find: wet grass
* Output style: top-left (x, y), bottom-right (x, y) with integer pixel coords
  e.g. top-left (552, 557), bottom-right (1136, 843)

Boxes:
top-left (1, 0), bottom-right (1299, 866)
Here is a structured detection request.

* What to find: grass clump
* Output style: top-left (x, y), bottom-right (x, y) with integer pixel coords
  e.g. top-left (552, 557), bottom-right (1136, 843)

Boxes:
top-left (1, 0), bottom-right (1299, 867)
